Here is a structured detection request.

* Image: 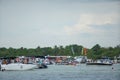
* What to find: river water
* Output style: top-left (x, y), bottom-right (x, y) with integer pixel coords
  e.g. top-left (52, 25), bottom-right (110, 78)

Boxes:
top-left (0, 64), bottom-right (120, 80)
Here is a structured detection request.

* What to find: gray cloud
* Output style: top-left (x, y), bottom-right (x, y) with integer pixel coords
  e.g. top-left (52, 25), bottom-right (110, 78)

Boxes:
top-left (0, 0), bottom-right (120, 48)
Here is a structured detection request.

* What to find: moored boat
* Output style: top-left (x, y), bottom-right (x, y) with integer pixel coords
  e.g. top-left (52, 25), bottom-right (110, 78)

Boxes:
top-left (86, 59), bottom-right (113, 66)
top-left (86, 62), bottom-right (113, 65)
top-left (36, 63), bottom-right (48, 69)
top-left (1, 63), bottom-right (37, 71)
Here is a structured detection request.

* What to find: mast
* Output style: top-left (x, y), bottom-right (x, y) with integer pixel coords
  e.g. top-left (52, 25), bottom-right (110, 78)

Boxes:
top-left (71, 47), bottom-right (75, 55)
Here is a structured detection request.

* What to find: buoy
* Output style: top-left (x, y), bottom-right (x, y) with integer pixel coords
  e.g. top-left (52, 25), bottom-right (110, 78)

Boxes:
top-left (112, 67), bottom-right (114, 69)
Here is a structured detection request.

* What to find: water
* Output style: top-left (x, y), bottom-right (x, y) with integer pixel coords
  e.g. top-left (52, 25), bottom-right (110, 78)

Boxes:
top-left (0, 64), bottom-right (120, 80)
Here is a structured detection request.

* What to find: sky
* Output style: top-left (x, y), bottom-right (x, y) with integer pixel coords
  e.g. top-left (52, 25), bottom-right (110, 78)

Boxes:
top-left (0, 0), bottom-right (120, 48)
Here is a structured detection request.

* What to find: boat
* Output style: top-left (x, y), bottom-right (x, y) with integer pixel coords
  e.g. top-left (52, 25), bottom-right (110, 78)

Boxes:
top-left (74, 56), bottom-right (87, 63)
top-left (33, 58), bottom-right (48, 69)
top-left (86, 62), bottom-right (113, 65)
top-left (86, 59), bottom-right (113, 65)
top-left (73, 47), bottom-right (87, 64)
top-left (36, 63), bottom-right (48, 69)
top-left (1, 63), bottom-right (37, 71)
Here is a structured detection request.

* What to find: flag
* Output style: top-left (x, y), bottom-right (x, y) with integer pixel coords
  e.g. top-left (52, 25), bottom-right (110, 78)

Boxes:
top-left (84, 48), bottom-right (87, 55)
top-left (81, 47), bottom-right (87, 55)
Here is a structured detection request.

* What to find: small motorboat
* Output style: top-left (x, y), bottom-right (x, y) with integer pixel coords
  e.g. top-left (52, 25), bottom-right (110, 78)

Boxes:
top-left (1, 63), bottom-right (37, 71)
top-left (35, 63), bottom-right (48, 69)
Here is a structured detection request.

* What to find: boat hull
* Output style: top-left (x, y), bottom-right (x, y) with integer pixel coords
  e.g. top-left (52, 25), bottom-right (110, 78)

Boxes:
top-left (33, 63), bottom-right (48, 69)
top-left (1, 63), bottom-right (37, 71)
top-left (86, 62), bottom-right (113, 65)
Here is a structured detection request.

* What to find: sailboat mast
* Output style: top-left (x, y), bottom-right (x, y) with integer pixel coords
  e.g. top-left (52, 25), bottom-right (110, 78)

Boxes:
top-left (71, 47), bottom-right (75, 55)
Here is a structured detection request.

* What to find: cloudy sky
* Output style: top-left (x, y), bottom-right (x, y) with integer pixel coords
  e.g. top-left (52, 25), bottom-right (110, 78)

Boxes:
top-left (0, 0), bottom-right (120, 48)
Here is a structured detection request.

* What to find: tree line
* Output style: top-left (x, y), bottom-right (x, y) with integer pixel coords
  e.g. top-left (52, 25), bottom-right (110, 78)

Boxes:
top-left (0, 44), bottom-right (120, 59)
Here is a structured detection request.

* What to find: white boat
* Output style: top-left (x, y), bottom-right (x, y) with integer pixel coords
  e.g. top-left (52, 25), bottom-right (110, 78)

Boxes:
top-left (1, 63), bottom-right (37, 71)
top-left (86, 62), bottom-right (113, 65)
top-left (74, 56), bottom-right (87, 63)
top-left (86, 59), bottom-right (113, 66)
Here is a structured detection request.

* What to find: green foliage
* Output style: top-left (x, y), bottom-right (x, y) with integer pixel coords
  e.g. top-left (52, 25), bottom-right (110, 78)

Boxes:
top-left (0, 44), bottom-right (120, 59)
